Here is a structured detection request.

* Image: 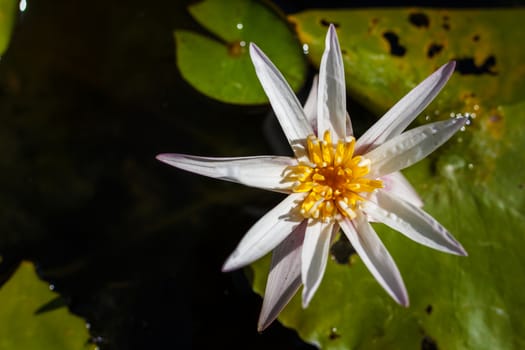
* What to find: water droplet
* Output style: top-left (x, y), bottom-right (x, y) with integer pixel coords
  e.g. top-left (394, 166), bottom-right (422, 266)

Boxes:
top-left (434, 109), bottom-right (440, 115)
top-left (19, 0), bottom-right (27, 12)
top-left (474, 104), bottom-right (480, 111)
top-left (302, 43), bottom-right (309, 55)
top-left (91, 336), bottom-right (105, 345)
top-left (329, 326), bottom-right (341, 340)
top-left (468, 163), bottom-right (474, 169)
top-left (236, 23), bottom-right (243, 30)
top-left (239, 40), bottom-right (246, 47)
top-left (449, 112), bottom-right (455, 118)
top-left (49, 284), bottom-right (55, 291)
top-left (425, 115), bottom-right (430, 121)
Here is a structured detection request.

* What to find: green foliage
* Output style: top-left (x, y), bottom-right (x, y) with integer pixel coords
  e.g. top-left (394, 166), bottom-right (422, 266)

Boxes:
top-left (251, 8), bottom-right (525, 349)
top-left (175, 0), bottom-right (307, 104)
top-left (0, 262), bottom-right (95, 350)
top-left (0, 0), bottom-right (16, 55)
top-left (290, 9), bottom-right (524, 114)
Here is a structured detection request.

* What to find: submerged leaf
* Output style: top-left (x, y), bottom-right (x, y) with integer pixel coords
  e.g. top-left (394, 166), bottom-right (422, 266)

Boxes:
top-left (0, 261), bottom-right (95, 350)
top-left (175, 0), bottom-right (307, 104)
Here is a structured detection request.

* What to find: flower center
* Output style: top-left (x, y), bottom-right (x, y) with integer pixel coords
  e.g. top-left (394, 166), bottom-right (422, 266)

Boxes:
top-left (288, 131), bottom-right (383, 222)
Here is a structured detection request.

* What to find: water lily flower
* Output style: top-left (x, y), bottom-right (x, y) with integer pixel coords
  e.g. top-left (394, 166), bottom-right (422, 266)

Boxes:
top-left (158, 24), bottom-right (467, 331)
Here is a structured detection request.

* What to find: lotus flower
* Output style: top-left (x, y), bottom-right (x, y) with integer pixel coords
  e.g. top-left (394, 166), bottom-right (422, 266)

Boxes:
top-left (158, 24), bottom-right (467, 331)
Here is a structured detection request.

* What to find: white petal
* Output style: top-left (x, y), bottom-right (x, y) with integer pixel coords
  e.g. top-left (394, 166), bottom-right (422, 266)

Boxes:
top-left (365, 117), bottom-right (467, 179)
top-left (317, 24), bottom-right (347, 141)
top-left (222, 193), bottom-right (306, 271)
top-left (156, 154), bottom-right (296, 193)
top-left (362, 190), bottom-right (467, 256)
top-left (380, 171), bottom-right (423, 208)
top-left (345, 112), bottom-right (354, 137)
top-left (303, 75), bottom-right (318, 132)
top-left (301, 220), bottom-right (334, 308)
top-left (356, 62), bottom-right (456, 154)
top-left (339, 213), bottom-right (408, 306)
top-left (250, 43), bottom-right (313, 154)
top-left (258, 221), bottom-right (306, 331)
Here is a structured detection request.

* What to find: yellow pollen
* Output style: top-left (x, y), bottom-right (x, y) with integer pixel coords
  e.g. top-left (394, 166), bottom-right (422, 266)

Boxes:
top-left (288, 131), bottom-right (383, 221)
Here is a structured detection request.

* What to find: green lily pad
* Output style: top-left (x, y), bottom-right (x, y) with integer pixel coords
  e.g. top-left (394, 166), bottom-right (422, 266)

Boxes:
top-left (250, 8), bottom-right (525, 350)
top-left (289, 9), bottom-right (525, 115)
top-left (0, 0), bottom-right (16, 55)
top-left (175, 0), bottom-right (307, 104)
top-left (0, 261), bottom-right (95, 350)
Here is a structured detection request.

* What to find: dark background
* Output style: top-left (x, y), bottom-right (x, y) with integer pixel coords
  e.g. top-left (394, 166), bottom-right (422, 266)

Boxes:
top-left (0, 0), bottom-right (522, 349)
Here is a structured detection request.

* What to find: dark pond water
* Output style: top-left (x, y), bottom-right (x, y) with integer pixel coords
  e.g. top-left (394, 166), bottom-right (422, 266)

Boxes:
top-left (0, 0), bottom-right (521, 349)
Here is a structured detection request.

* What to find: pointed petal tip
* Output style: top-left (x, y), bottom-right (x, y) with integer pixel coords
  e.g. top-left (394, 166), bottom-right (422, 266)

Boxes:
top-left (438, 61), bottom-right (456, 82)
top-left (392, 284), bottom-right (409, 307)
top-left (221, 257), bottom-right (238, 273)
top-left (301, 290), bottom-right (311, 309)
top-left (328, 23), bottom-right (337, 36)
top-left (156, 153), bottom-right (179, 165)
top-left (325, 23), bottom-right (340, 49)
top-left (249, 42), bottom-right (262, 58)
top-left (155, 153), bottom-right (168, 162)
top-left (452, 115), bottom-right (468, 128)
top-left (257, 306), bottom-right (273, 333)
top-left (444, 60), bottom-right (456, 71)
top-left (248, 43), bottom-right (260, 62)
top-left (400, 297), bottom-right (410, 308)
top-left (453, 243), bottom-right (468, 257)
top-left (383, 280), bottom-right (409, 307)
top-left (444, 233), bottom-right (468, 256)
top-left (257, 319), bottom-right (270, 333)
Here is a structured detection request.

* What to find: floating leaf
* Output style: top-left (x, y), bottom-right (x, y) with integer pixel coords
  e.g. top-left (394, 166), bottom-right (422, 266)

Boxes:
top-left (0, 0), bottom-right (16, 55)
top-left (289, 9), bottom-right (525, 115)
top-left (175, 0), bottom-right (307, 104)
top-left (250, 8), bottom-right (525, 350)
top-left (0, 261), bottom-right (95, 350)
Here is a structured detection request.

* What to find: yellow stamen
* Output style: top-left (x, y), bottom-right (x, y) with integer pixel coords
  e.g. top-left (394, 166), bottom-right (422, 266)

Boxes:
top-left (294, 182), bottom-right (314, 192)
top-left (334, 140), bottom-right (345, 166)
top-left (321, 130), bottom-right (333, 164)
top-left (290, 131), bottom-right (383, 222)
